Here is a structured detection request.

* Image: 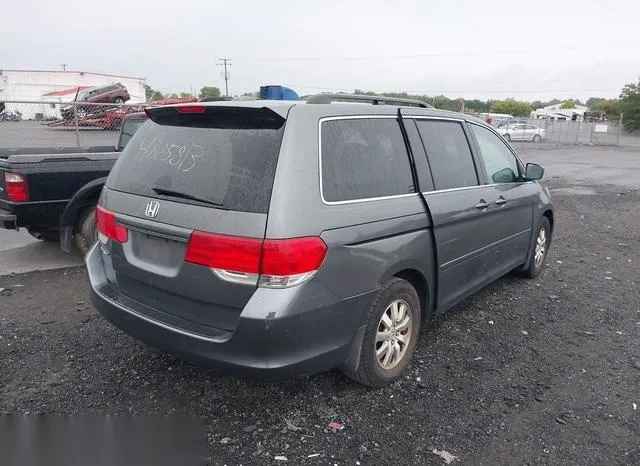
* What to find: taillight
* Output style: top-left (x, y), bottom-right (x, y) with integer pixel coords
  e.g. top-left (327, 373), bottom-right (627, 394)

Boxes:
top-left (95, 205), bottom-right (128, 243)
top-left (184, 232), bottom-right (327, 288)
top-left (4, 173), bottom-right (29, 202)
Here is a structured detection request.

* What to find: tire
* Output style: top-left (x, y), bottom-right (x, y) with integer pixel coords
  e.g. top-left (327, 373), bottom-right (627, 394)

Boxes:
top-left (532, 134), bottom-right (542, 143)
top-left (74, 203), bottom-right (98, 255)
top-left (113, 97), bottom-right (125, 104)
top-left (28, 230), bottom-right (59, 243)
top-left (343, 277), bottom-right (422, 387)
top-left (504, 133), bottom-right (511, 142)
top-left (521, 216), bottom-right (551, 278)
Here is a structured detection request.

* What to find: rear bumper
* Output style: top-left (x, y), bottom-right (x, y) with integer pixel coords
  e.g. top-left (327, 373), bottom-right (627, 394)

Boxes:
top-left (0, 207), bottom-right (17, 230)
top-left (86, 245), bottom-right (373, 380)
top-left (0, 201), bottom-right (66, 231)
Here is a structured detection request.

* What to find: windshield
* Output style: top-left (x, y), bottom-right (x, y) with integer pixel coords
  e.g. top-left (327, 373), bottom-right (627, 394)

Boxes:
top-left (75, 89), bottom-right (91, 101)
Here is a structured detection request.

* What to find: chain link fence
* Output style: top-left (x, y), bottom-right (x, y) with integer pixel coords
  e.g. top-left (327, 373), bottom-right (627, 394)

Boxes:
top-left (0, 99), bottom-right (627, 149)
top-left (489, 115), bottom-right (624, 148)
top-left (0, 100), bottom-right (151, 148)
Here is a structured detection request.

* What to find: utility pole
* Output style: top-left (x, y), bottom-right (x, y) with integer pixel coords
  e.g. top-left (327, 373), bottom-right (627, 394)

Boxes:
top-left (217, 58), bottom-right (231, 96)
top-left (61, 64), bottom-right (68, 71)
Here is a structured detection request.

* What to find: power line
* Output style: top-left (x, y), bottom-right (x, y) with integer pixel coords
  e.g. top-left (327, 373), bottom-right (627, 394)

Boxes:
top-left (217, 58), bottom-right (232, 96)
top-left (228, 80), bottom-right (622, 95)
top-left (290, 85), bottom-right (622, 94)
top-left (237, 43), bottom-right (622, 61)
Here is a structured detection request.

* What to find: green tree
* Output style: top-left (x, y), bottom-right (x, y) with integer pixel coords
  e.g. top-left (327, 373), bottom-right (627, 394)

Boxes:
top-left (143, 83), bottom-right (153, 100)
top-left (179, 92), bottom-right (193, 98)
top-left (586, 97), bottom-right (604, 109)
top-left (490, 99), bottom-right (532, 117)
top-left (144, 84), bottom-right (165, 101)
top-left (560, 99), bottom-right (575, 109)
top-left (618, 79), bottom-right (640, 132)
top-left (199, 86), bottom-right (221, 99)
top-left (597, 99), bottom-right (619, 117)
top-left (463, 99), bottom-right (490, 113)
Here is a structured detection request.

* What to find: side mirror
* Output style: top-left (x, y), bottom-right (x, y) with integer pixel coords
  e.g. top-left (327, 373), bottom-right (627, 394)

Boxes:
top-left (525, 163), bottom-right (544, 180)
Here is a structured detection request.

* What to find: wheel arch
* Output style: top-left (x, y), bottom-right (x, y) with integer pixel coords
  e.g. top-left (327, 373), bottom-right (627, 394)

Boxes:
top-left (543, 209), bottom-right (554, 231)
top-left (59, 177), bottom-right (106, 228)
top-left (380, 261), bottom-right (435, 320)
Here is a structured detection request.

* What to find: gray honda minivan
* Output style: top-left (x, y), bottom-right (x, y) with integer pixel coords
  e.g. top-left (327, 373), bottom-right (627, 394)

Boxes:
top-left (87, 95), bottom-right (553, 387)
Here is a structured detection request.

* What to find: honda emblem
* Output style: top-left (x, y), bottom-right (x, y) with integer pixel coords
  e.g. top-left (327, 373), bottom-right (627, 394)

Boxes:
top-left (145, 201), bottom-right (160, 218)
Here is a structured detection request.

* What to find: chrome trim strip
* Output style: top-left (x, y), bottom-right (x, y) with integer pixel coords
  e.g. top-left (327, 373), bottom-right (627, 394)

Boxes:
top-left (317, 115), bottom-right (533, 206)
top-left (318, 115), bottom-right (419, 206)
top-left (91, 286), bottom-right (229, 344)
top-left (424, 184), bottom-right (490, 195)
top-left (402, 115), bottom-right (466, 122)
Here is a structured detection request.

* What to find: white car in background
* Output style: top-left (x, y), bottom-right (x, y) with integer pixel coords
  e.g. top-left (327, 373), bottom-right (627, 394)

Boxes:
top-left (500, 124), bottom-right (545, 142)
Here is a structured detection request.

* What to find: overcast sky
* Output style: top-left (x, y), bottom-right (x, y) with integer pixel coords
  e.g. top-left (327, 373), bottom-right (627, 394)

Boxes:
top-left (2, 0), bottom-right (639, 101)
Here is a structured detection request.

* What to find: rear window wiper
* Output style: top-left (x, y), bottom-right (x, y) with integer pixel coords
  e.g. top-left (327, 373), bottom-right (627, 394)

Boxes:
top-left (151, 186), bottom-right (225, 207)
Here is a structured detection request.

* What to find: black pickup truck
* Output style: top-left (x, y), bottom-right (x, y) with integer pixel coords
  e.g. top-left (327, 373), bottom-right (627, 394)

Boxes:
top-left (0, 112), bottom-right (147, 254)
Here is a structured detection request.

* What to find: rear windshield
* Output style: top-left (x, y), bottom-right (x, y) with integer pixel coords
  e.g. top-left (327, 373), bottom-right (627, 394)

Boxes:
top-left (106, 107), bottom-right (286, 213)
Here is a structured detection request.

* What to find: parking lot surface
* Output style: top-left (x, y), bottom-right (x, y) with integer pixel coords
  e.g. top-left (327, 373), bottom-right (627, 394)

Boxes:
top-left (1, 146), bottom-right (640, 465)
top-left (0, 120), bottom-right (118, 148)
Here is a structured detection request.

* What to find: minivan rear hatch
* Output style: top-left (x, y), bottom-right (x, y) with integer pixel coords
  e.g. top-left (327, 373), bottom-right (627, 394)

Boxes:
top-left (101, 104), bottom-right (289, 335)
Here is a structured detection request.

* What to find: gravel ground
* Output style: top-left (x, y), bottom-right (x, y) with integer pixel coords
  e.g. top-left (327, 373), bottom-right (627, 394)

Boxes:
top-left (1, 180), bottom-right (639, 465)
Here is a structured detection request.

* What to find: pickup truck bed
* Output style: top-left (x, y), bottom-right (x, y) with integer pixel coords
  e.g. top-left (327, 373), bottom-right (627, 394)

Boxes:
top-left (0, 112), bottom-right (147, 253)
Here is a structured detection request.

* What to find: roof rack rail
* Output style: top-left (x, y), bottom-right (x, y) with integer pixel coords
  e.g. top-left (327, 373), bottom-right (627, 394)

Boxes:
top-left (306, 93), bottom-right (433, 108)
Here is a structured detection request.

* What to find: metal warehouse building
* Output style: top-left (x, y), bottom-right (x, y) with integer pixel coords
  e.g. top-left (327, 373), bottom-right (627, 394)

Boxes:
top-left (0, 69), bottom-right (146, 119)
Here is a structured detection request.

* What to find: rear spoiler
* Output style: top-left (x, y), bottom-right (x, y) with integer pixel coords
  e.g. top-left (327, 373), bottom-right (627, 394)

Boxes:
top-left (145, 104), bottom-right (287, 128)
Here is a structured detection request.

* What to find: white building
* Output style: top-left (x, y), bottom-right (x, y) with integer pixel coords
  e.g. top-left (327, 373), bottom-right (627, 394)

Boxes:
top-left (531, 102), bottom-right (588, 121)
top-left (0, 69), bottom-right (146, 119)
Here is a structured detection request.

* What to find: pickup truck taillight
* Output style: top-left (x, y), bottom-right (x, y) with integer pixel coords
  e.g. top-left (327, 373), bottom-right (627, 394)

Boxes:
top-left (4, 173), bottom-right (29, 202)
top-left (184, 232), bottom-right (327, 288)
top-left (96, 205), bottom-right (128, 243)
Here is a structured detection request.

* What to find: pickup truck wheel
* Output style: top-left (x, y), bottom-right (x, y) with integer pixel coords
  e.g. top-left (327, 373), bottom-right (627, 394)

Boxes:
top-left (343, 278), bottom-right (421, 387)
top-left (74, 204), bottom-right (97, 255)
top-left (521, 217), bottom-right (551, 278)
top-left (114, 97), bottom-right (125, 104)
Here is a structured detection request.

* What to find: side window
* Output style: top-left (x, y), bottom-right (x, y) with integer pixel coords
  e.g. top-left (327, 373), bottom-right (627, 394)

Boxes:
top-left (415, 120), bottom-right (478, 190)
top-left (470, 124), bottom-right (520, 184)
top-left (321, 118), bottom-right (415, 202)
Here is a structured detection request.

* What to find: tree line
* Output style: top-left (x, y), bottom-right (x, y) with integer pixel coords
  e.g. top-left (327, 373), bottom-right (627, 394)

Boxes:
top-left (143, 84), bottom-right (221, 101)
top-left (351, 90), bottom-right (625, 119)
top-left (143, 78), bottom-right (640, 132)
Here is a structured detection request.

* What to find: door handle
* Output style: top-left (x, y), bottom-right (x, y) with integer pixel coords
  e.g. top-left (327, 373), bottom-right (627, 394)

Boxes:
top-left (475, 200), bottom-right (489, 209)
top-left (495, 196), bottom-right (508, 206)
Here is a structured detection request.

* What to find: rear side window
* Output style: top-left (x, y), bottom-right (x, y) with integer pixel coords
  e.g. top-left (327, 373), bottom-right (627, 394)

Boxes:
top-left (107, 107), bottom-right (285, 213)
top-left (321, 118), bottom-right (414, 202)
top-left (117, 118), bottom-right (147, 151)
top-left (415, 120), bottom-right (478, 190)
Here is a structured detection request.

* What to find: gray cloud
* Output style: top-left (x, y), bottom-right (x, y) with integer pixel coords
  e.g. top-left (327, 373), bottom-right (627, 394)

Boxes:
top-left (1, 0), bottom-right (638, 100)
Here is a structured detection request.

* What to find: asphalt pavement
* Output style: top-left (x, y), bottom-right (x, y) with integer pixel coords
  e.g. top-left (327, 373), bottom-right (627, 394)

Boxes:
top-left (0, 120), bottom-right (118, 148)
